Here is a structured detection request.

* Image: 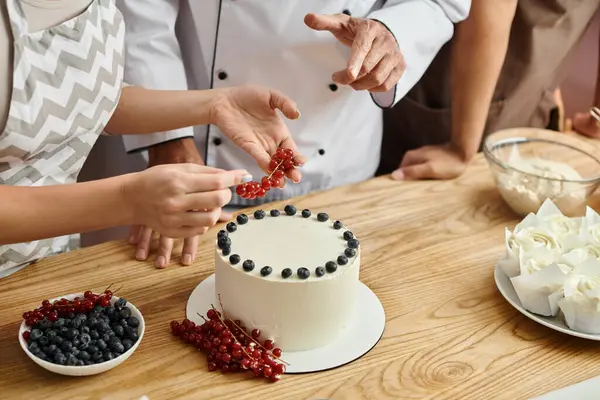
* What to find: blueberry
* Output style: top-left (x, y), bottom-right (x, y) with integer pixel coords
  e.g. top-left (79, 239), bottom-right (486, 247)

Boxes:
top-left (87, 345), bottom-right (98, 354)
top-left (89, 311), bottom-right (101, 319)
top-left (72, 338), bottom-right (81, 348)
top-left (119, 319), bottom-right (128, 328)
top-left (38, 336), bottom-right (49, 346)
top-left (78, 351), bottom-right (91, 361)
top-left (80, 325), bottom-right (90, 334)
top-left (347, 239), bottom-right (359, 248)
top-left (217, 229), bottom-right (228, 239)
top-left (104, 307), bottom-right (117, 321)
top-left (222, 247), bottom-right (231, 256)
top-left (84, 360), bottom-right (93, 365)
top-left (345, 248), bottom-right (356, 258)
top-left (90, 330), bottom-right (100, 340)
top-left (100, 322), bottom-right (112, 332)
top-left (114, 298), bottom-right (127, 310)
top-left (30, 329), bottom-right (43, 341)
top-left (337, 255), bottom-right (348, 265)
top-left (122, 339), bottom-right (133, 351)
top-left (315, 267), bottom-right (325, 277)
top-left (96, 339), bottom-right (107, 351)
top-left (75, 360), bottom-right (85, 366)
top-left (67, 312), bottom-right (76, 320)
top-left (61, 341), bottom-right (73, 353)
top-left (333, 220), bottom-right (343, 230)
top-left (28, 342), bottom-right (39, 350)
top-left (127, 317), bottom-right (140, 328)
top-left (38, 319), bottom-right (53, 330)
top-left (71, 348), bottom-right (80, 358)
top-left (80, 333), bottom-right (91, 345)
top-left (343, 231), bottom-right (354, 240)
top-left (87, 317), bottom-right (99, 328)
top-left (65, 328), bottom-right (78, 339)
top-left (301, 209), bottom-right (311, 218)
top-left (325, 261), bottom-right (337, 273)
top-left (281, 268), bottom-right (292, 279)
top-left (217, 236), bottom-right (231, 249)
top-left (59, 327), bottom-right (69, 336)
top-left (317, 213), bottom-right (329, 222)
top-left (45, 344), bottom-right (58, 356)
top-left (112, 342), bottom-right (125, 354)
top-left (260, 266), bottom-right (272, 277)
top-left (284, 205), bottom-right (296, 216)
top-left (242, 260), bottom-right (255, 272)
top-left (112, 325), bottom-right (125, 337)
top-left (51, 336), bottom-right (64, 346)
top-left (236, 214), bottom-right (249, 224)
top-left (297, 267), bottom-right (310, 279)
top-left (91, 351), bottom-right (103, 362)
top-left (104, 351), bottom-right (115, 361)
top-left (126, 328), bottom-right (139, 342)
top-left (119, 308), bottom-right (132, 320)
top-left (270, 209), bottom-right (280, 217)
top-left (54, 352), bottom-right (67, 365)
top-left (254, 210), bottom-right (266, 220)
top-left (108, 337), bottom-right (122, 349)
top-left (226, 222), bottom-right (237, 233)
top-left (66, 355), bottom-right (78, 366)
top-left (70, 318), bottom-right (82, 329)
top-left (46, 330), bottom-right (57, 341)
top-left (101, 333), bottom-right (111, 342)
top-left (229, 254), bottom-right (241, 265)
top-left (75, 313), bottom-right (87, 321)
top-left (53, 318), bottom-right (66, 328)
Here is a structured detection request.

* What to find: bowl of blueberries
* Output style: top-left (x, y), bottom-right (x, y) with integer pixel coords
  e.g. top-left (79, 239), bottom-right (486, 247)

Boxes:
top-left (18, 289), bottom-right (145, 376)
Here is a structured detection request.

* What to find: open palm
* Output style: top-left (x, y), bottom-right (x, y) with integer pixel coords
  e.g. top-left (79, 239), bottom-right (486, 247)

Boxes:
top-left (211, 85), bottom-right (306, 182)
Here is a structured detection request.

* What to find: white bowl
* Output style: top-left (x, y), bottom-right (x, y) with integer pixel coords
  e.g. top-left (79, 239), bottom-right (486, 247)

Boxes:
top-left (18, 293), bottom-right (145, 376)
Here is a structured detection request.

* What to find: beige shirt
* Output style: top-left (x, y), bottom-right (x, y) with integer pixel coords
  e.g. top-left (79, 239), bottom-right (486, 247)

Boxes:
top-left (0, 0), bottom-right (92, 130)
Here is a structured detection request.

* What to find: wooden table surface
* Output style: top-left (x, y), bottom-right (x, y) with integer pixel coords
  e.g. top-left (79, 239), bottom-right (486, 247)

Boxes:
top-left (3, 149), bottom-right (600, 400)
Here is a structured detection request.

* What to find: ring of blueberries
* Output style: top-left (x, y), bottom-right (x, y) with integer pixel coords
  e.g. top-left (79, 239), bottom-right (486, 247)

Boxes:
top-left (218, 206), bottom-right (359, 280)
top-left (22, 291), bottom-right (140, 367)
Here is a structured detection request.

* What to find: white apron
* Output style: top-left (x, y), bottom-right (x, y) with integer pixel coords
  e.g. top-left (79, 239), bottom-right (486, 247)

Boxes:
top-left (0, 0), bottom-right (125, 276)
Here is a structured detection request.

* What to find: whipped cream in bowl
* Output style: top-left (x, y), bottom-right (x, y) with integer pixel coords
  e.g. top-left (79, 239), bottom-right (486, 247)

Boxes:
top-left (484, 128), bottom-right (600, 217)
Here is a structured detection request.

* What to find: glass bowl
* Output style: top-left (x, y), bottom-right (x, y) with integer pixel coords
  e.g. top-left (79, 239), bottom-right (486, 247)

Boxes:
top-left (483, 128), bottom-right (600, 217)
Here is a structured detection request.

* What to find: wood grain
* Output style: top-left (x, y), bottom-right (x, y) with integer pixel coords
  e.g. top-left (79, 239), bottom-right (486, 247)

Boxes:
top-left (3, 149), bottom-right (600, 400)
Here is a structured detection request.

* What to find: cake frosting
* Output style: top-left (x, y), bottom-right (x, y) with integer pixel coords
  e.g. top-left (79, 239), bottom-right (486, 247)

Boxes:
top-left (214, 206), bottom-right (360, 352)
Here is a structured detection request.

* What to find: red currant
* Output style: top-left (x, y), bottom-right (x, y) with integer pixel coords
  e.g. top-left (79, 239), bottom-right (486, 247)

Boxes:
top-left (48, 312), bottom-right (58, 322)
top-left (22, 331), bottom-right (30, 342)
top-left (207, 309), bottom-right (219, 321)
top-left (207, 362), bottom-right (217, 372)
top-left (274, 363), bottom-right (285, 375)
top-left (282, 159), bottom-right (294, 170)
top-left (262, 366), bottom-right (273, 377)
top-left (270, 374), bottom-right (281, 382)
top-left (222, 353), bottom-right (232, 363)
top-left (84, 290), bottom-right (93, 298)
top-left (232, 349), bottom-right (242, 359)
top-left (272, 170), bottom-right (284, 180)
top-left (268, 159), bottom-right (281, 172)
top-left (98, 297), bottom-right (110, 308)
top-left (22, 312), bottom-right (31, 320)
top-left (240, 358), bottom-right (251, 369)
top-left (272, 348), bottom-right (282, 357)
top-left (260, 177), bottom-right (271, 190)
top-left (263, 340), bottom-right (274, 350)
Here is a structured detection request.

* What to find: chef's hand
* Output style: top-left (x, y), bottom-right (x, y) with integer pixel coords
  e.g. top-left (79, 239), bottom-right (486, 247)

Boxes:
top-left (129, 139), bottom-right (233, 269)
top-left (571, 110), bottom-right (600, 138)
top-left (304, 13), bottom-right (405, 92)
top-left (391, 143), bottom-right (468, 180)
top-left (211, 85), bottom-right (307, 183)
top-left (124, 164), bottom-right (249, 266)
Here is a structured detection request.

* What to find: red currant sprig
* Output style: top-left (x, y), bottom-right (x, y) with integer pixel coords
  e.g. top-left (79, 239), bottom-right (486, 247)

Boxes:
top-left (170, 304), bottom-right (287, 382)
top-left (235, 148), bottom-right (299, 200)
top-left (21, 286), bottom-right (117, 327)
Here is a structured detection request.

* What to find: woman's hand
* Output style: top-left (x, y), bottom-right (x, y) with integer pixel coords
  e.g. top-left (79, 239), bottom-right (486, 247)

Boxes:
top-left (123, 164), bottom-right (249, 239)
top-left (209, 85), bottom-right (307, 183)
top-left (572, 109), bottom-right (600, 138)
top-left (391, 143), bottom-right (469, 180)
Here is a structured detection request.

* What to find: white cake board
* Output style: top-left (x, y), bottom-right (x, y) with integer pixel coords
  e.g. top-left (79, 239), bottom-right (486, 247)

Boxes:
top-left (186, 274), bottom-right (386, 374)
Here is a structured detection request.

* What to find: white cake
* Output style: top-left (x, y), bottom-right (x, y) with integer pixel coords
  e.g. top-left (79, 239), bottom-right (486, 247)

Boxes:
top-left (214, 205), bottom-right (360, 352)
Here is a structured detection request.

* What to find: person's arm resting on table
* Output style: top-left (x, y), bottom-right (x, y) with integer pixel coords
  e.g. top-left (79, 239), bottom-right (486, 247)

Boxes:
top-left (394, 0), bottom-right (517, 180)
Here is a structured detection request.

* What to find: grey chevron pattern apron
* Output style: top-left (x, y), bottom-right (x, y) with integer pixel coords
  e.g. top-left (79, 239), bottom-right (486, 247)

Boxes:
top-left (0, 0), bottom-right (125, 276)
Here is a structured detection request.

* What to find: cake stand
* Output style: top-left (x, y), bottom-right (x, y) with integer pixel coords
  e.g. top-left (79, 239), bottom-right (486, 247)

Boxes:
top-left (186, 274), bottom-right (386, 373)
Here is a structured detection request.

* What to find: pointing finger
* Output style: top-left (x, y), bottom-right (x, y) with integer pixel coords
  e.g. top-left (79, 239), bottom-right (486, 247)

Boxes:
top-left (348, 25), bottom-right (376, 79)
top-left (304, 13), bottom-right (346, 33)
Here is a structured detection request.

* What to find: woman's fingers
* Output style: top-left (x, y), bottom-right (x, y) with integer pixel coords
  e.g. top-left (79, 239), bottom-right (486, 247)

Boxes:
top-left (180, 189), bottom-right (232, 211)
top-left (184, 169), bottom-right (250, 193)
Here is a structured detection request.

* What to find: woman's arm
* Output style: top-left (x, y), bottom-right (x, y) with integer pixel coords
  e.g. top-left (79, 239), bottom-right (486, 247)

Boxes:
top-left (450, 0), bottom-right (517, 161)
top-left (105, 87), bottom-right (222, 135)
top-left (0, 175), bottom-right (133, 245)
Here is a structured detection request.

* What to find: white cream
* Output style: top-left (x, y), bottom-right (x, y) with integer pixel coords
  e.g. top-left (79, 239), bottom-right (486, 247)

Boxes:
top-left (214, 210), bottom-right (360, 352)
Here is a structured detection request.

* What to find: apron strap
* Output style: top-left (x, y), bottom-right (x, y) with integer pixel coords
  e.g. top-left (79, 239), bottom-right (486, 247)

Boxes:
top-left (5, 0), bottom-right (29, 39)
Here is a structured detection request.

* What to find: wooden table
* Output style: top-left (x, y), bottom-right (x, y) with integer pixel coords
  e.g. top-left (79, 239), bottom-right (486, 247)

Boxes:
top-left (3, 152), bottom-right (600, 400)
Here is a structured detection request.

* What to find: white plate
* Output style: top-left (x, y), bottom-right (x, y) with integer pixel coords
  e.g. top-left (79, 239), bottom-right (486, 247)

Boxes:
top-left (18, 293), bottom-right (145, 376)
top-left (494, 264), bottom-right (600, 341)
top-left (187, 274), bottom-right (386, 373)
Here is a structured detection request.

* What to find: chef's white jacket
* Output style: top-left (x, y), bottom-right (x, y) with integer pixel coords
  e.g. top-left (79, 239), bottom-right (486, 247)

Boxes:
top-left (117, 0), bottom-right (470, 206)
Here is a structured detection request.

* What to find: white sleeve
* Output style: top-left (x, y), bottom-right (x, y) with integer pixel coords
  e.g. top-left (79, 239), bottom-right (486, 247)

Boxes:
top-left (116, 0), bottom-right (194, 152)
top-left (368, 0), bottom-right (471, 108)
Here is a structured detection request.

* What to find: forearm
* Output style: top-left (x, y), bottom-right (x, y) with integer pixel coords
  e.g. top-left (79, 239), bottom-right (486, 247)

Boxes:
top-left (0, 176), bottom-right (134, 245)
top-left (450, 0), bottom-right (517, 160)
top-left (106, 87), bottom-right (223, 135)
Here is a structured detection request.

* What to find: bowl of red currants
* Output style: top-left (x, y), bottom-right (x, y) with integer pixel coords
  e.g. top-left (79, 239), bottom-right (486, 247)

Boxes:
top-left (18, 289), bottom-right (145, 376)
